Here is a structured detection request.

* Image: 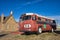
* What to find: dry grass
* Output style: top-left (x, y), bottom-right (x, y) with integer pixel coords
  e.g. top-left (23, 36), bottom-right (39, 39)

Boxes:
top-left (0, 32), bottom-right (60, 40)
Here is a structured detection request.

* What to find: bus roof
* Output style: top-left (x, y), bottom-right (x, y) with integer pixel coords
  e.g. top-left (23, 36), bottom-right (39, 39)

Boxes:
top-left (25, 13), bottom-right (54, 20)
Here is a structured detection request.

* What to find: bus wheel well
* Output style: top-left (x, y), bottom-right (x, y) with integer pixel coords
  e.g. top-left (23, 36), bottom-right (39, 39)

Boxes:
top-left (36, 26), bottom-right (42, 34)
top-left (38, 26), bottom-right (42, 28)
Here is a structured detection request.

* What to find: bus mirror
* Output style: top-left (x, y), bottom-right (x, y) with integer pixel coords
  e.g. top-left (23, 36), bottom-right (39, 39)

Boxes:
top-left (20, 17), bottom-right (22, 19)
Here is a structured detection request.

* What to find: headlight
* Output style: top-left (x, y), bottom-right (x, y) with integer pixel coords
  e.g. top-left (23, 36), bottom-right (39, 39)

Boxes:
top-left (24, 24), bottom-right (31, 28)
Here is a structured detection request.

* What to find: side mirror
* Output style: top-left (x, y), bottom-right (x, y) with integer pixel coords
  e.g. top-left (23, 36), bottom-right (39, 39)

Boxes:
top-left (20, 17), bottom-right (22, 19)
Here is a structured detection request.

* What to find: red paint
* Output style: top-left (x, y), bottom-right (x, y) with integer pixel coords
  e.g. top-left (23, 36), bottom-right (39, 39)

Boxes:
top-left (19, 13), bottom-right (56, 33)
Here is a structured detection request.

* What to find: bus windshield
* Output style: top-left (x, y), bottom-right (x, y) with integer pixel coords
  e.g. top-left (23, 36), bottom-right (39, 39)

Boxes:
top-left (20, 15), bottom-right (31, 21)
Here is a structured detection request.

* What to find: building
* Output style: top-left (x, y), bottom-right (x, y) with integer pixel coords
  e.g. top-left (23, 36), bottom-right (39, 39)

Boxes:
top-left (0, 16), bottom-right (2, 31)
top-left (0, 11), bottom-right (19, 32)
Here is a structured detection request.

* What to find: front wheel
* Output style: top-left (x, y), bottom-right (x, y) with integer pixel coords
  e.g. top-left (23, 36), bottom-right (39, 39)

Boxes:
top-left (38, 27), bottom-right (42, 33)
top-left (36, 27), bottom-right (42, 34)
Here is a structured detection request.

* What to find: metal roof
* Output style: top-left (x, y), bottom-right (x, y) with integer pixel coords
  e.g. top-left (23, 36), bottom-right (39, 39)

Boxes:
top-left (25, 13), bottom-right (54, 20)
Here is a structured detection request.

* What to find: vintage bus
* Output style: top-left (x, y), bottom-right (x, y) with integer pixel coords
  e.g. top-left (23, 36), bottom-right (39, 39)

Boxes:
top-left (19, 13), bottom-right (56, 34)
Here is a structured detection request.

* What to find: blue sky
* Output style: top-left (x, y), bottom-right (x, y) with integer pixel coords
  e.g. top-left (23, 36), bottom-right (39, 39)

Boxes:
top-left (0, 0), bottom-right (60, 23)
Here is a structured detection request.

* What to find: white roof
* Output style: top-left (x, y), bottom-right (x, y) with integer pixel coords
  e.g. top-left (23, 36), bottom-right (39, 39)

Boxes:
top-left (25, 13), bottom-right (54, 20)
top-left (26, 13), bottom-right (34, 15)
top-left (35, 14), bottom-right (54, 20)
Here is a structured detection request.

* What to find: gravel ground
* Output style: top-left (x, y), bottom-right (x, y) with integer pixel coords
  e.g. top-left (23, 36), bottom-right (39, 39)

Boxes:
top-left (0, 31), bottom-right (60, 40)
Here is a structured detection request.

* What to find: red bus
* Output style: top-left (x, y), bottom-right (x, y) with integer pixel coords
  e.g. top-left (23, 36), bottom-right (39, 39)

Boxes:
top-left (19, 13), bottom-right (56, 34)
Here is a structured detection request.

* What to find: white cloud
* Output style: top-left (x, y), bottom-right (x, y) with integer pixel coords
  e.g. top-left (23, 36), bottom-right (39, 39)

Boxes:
top-left (22, 0), bottom-right (43, 6)
top-left (14, 0), bottom-right (43, 10)
top-left (22, 2), bottom-right (31, 5)
top-left (46, 16), bottom-right (60, 25)
top-left (46, 16), bottom-right (60, 20)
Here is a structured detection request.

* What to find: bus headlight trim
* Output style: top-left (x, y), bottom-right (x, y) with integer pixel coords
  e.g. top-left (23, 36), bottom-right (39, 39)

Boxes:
top-left (24, 24), bottom-right (31, 28)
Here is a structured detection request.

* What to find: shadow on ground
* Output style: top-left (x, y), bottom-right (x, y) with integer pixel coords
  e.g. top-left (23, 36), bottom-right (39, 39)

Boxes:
top-left (21, 30), bottom-right (60, 35)
top-left (54, 30), bottom-right (60, 34)
top-left (0, 34), bottom-right (8, 37)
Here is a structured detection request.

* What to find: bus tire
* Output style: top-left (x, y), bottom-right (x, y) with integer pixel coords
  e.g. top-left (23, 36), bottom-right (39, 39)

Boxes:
top-left (38, 27), bottom-right (42, 33)
top-left (51, 28), bottom-right (54, 32)
top-left (36, 27), bottom-right (42, 35)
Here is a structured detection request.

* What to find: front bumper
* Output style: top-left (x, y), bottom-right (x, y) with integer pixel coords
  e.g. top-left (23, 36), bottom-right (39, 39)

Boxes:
top-left (19, 29), bottom-right (31, 32)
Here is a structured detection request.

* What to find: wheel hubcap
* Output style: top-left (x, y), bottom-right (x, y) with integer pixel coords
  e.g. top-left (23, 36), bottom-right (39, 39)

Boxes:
top-left (52, 28), bottom-right (54, 32)
top-left (38, 28), bottom-right (42, 33)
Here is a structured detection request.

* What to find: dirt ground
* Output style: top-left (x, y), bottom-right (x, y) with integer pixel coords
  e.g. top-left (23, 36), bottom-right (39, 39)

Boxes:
top-left (0, 30), bottom-right (60, 40)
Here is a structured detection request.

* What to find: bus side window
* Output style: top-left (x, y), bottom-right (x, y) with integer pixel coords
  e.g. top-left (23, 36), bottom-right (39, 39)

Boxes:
top-left (41, 18), bottom-right (45, 22)
top-left (53, 20), bottom-right (56, 23)
top-left (38, 17), bottom-right (41, 21)
top-left (46, 19), bottom-right (48, 23)
top-left (50, 20), bottom-right (56, 23)
top-left (32, 16), bottom-right (36, 20)
top-left (50, 20), bottom-right (53, 23)
top-left (46, 19), bottom-right (49, 23)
